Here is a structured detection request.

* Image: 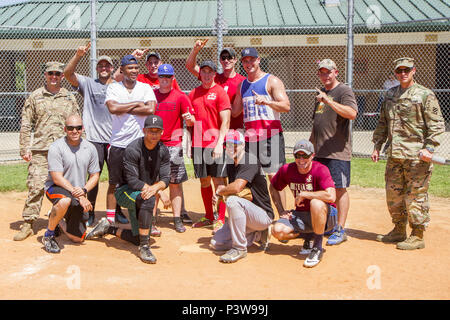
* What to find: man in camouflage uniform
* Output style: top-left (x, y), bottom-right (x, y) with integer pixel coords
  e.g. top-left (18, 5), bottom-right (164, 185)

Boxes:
top-left (371, 57), bottom-right (445, 250)
top-left (15, 62), bottom-right (79, 241)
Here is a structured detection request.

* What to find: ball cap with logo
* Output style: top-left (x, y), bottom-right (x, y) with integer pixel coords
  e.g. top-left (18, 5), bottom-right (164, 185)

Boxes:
top-left (157, 64), bottom-right (174, 76)
top-left (225, 130), bottom-right (245, 145)
top-left (241, 47), bottom-right (259, 59)
top-left (144, 115), bottom-right (164, 130)
top-left (393, 57), bottom-right (414, 70)
top-left (293, 139), bottom-right (315, 156)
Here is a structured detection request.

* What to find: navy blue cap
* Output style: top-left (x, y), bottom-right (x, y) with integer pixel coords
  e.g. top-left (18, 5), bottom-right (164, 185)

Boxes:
top-left (121, 54), bottom-right (138, 66)
top-left (158, 64), bottom-right (174, 76)
top-left (241, 47), bottom-right (259, 59)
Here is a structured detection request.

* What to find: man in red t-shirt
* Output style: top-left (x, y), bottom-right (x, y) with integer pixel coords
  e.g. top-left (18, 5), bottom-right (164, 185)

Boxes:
top-left (151, 63), bottom-right (195, 235)
top-left (114, 50), bottom-right (181, 90)
top-left (186, 39), bottom-right (245, 129)
top-left (189, 60), bottom-right (231, 233)
top-left (270, 139), bottom-right (338, 268)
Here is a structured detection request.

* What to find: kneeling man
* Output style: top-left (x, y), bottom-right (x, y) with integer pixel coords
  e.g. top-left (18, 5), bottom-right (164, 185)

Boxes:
top-left (270, 139), bottom-right (338, 268)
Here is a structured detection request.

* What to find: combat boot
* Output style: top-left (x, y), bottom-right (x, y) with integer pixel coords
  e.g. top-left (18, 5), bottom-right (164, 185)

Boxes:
top-left (13, 221), bottom-right (34, 241)
top-left (376, 223), bottom-right (407, 243)
top-left (396, 228), bottom-right (425, 250)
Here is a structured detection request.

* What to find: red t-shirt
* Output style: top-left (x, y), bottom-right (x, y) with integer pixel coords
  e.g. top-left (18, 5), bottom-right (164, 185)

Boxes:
top-left (271, 161), bottom-right (336, 212)
top-left (189, 84), bottom-right (231, 148)
top-left (154, 89), bottom-right (195, 147)
top-left (215, 73), bottom-right (246, 130)
top-left (137, 73), bottom-right (181, 91)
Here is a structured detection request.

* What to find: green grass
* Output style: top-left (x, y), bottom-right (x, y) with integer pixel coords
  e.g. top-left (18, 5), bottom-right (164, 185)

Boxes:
top-left (1, 157), bottom-right (448, 198)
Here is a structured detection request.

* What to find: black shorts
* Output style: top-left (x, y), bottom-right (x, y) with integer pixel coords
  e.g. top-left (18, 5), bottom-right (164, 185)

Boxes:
top-left (107, 146), bottom-right (126, 187)
top-left (276, 205), bottom-right (338, 234)
top-left (245, 132), bottom-right (286, 174)
top-left (191, 147), bottom-right (227, 179)
top-left (90, 141), bottom-right (110, 174)
top-left (45, 185), bottom-right (88, 238)
top-left (314, 157), bottom-right (351, 188)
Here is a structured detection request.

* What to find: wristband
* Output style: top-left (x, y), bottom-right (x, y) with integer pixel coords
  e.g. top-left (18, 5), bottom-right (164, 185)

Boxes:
top-left (82, 187), bottom-right (88, 196)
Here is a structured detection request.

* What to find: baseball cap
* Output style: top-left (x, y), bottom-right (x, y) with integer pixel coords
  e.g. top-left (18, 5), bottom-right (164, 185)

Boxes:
top-left (158, 64), bottom-right (174, 76)
top-left (199, 60), bottom-right (217, 72)
top-left (121, 54), bottom-right (138, 66)
top-left (45, 61), bottom-right (64, 73)
top-left (225, 130), bottom-right (245, 145)
top-left (146, 51), bottom-right (161, 61)
top-left (293, 139), bottom-right (314, 156)
top-left (241, 47), bottom-right (259, 59)
top-left (97, 55), bottom-right (113, 66)
top-left (220, 47), bottom-right (237, 58)
top-left (144, 115), bottom-right (163, 130)
top-left (393, 57), bottom-right (414, 70)
top-left (318, 59), bottom-right (337, 71)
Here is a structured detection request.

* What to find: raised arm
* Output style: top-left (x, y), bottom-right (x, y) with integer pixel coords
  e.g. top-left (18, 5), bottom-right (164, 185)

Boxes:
top-left (185, 39), bottom-right (208, 78)
top-left (64, 42), bottom-right (91, 88)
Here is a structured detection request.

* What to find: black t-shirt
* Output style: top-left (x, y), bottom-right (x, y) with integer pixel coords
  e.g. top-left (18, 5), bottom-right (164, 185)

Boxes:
top-left (226, 152), bottom-right (274, 220)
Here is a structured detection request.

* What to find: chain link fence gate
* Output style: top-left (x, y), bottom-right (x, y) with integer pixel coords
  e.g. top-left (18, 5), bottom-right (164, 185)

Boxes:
top-left (0, 0), bottom-right (449, 165)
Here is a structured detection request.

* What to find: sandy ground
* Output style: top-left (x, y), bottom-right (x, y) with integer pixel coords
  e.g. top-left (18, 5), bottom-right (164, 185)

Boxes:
top-left (1, 180), bottom-right (449, 300)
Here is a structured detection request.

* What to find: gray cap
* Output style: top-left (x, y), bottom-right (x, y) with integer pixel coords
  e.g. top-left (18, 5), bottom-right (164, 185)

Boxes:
top-left (318, 59), bottom-right (337, 71)
top-left (293, 139), bottom-right (314, 155)
top-left (144, 115), bottom-right (163, 130)
top-left (146, 51), bottom-right (161, 61)
top-left (199, 60), bottom-right (217, 72)
top-left (97, 55), bottom-right (113, 66)
top-left (220, 47), bottom-right (237, 58)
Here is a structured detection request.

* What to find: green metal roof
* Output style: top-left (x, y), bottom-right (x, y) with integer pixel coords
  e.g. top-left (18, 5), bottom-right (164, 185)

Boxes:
top-left (0, 0), bottom-right (449, 38)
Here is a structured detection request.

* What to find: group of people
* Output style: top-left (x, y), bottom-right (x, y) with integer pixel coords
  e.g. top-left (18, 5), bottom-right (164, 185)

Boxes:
top-left (15, 41), bottom-right (444, 268)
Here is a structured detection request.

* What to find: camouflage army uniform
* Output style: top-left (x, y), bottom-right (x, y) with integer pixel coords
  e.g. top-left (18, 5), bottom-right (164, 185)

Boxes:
top-left (372, 82), bottom-right (444, 230)
top-left (19, 86), bottom-right (79, 222)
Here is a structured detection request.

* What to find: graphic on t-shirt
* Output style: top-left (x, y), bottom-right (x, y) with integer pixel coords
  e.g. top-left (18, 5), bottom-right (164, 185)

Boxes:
top-left (243, 96), bottom-right (270, 120)
top-left (315, 96), bottom-right (333, 114)
top-left (207, 93), bottom-right (217, 100)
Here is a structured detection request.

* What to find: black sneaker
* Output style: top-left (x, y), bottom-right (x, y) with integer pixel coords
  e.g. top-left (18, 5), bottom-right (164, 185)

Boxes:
top-left (303, 247), bottom-right (324, 268)
top-left (299, 239), bottom-right (314, 255)
top-left (42, 235), bottom-right (60, 253)
top-left (181, 212), bottom-right (192, 224)
top-left (85, 217), bottom-right (110, 240)
top-left (174, 218), bottom-right (186, 233)
top-left (139, 245), bottom-right (157, 264)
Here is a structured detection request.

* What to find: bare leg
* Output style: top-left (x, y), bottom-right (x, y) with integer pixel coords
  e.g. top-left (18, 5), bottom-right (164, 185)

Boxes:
top-left (336, 188), bottom-right (349, 228)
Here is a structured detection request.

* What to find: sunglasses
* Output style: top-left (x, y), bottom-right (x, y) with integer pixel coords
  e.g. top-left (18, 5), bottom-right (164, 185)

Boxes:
top-left (294, 152), bottom-right (312, 159)
top-left (158, 75), bottom-right (173, 78)
top-left (220, 55), bottom-right (233, 61)
top-left (66, 125), bottom-right (83, 131)
top-left (394, 67), bottom-right (412, 74)
top-left (47, 71), bottom-right (62, 76)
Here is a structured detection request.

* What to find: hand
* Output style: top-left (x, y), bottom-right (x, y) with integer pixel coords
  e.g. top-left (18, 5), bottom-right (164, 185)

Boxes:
top-left (141, 184), bottom-right (158, 200)
top-left (295, 193), bottom-right (305, 207)
top-left (22, 152), bottom-right (32, 162)
top-left (419, 149), bottom-right (432, 162)
top-left (315, 88), bottom-right (330, 104)
top-left (76, 42), bottom-right (91, 57)
top-left (193, 39), bottom-right (208, 51)
top-left (212, 144), bottom-right (223, 159)
top-left (212, 193), bottom-right (218, 207)
top-left (79, 197), bottom-right (93, 213)
top-left (158, 190), bottom-right (171, 209)
top-left (132, 48), bottom-right (149, 60)
top-left (252, 90), bottom-right (268, 105)
top-left (279, 210), bottom-right (292, 219)
top-left (371, 149), bottom-right (380, 162)
top-left (71, 187), bottom-right (85, 198)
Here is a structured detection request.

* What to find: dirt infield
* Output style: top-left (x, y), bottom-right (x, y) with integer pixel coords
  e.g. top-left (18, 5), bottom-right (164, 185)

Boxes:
top-left (1, 180), bottom-right (449, 300)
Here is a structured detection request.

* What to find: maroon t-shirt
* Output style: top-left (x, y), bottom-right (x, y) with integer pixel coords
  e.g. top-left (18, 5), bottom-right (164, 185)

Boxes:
top-left (271, 161), bottom-right (336, 212)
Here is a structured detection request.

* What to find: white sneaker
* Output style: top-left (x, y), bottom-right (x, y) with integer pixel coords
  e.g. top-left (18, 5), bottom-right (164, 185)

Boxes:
top-left (299, 239), bottom-right (314, 255)
top-left (303, 247), bottom-right (324, 268)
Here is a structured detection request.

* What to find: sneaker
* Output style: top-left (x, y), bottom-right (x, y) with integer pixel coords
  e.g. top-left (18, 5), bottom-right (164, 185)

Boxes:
top-left (192, 217), bottom-right (213, 228)
top-left (326, 226), bottom-right (347, 246)
top-left (13, 221), bottom-right (34, 241)
top-left (151, 224), bottom-right (162, 237)
top-left (138, 245), bottom-right (157, 264)
top-left (303, 247), bottom-right (324, 268)
top-left (299, 239), bottom-right (314, 255)
top-left (258, 225), bottom-right (272, 252)
top-left (86, 212), bottom-right (95, 227)
top-left (181, 212), bottom-right (192, 224)
top-left (220, 248), bottom-right (247, 263)
top-left (278, 239), bottom-right (289, 244)
top-left (174, 218), bottom-right (186, 233)
top-left (85, 217), bottom-right (110, 240)
top-left (212, 219), bottom-right (224, 234)
top-left (42, 235), bottom-right (61, 254)
top-left (115, 210), bottom-right (129, 224)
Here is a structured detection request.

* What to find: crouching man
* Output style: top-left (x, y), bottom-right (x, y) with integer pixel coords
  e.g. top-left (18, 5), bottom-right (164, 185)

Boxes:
top-left (270, 139), bottom-right (338, 268)
top-left (42, 115), bottom-right (100, 253)
top-left (210, 130), bottom-right (274, 263)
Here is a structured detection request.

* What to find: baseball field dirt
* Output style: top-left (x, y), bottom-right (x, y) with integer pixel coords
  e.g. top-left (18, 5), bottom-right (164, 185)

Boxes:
top-left (1, 180), bottom-right (449, 300)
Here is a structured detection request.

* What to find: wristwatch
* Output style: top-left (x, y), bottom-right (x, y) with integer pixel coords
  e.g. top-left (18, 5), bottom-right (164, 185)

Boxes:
top-left (82, 187), bottom-right (88, 196)
top-left (425, 146), bottom-right (434, 153)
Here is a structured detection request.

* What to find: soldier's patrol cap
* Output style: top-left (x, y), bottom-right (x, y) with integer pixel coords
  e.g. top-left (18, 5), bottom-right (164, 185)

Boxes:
top-left (394, 57), bottom-right (414, 70)
top-left (44, 61), bottom-right (64, 73)
top-left (318, 59), bottom-right (337, 71)
top-left (293, 139), bottom-right (315, 156)
top-left (97, 55), bottom-right (113, 66)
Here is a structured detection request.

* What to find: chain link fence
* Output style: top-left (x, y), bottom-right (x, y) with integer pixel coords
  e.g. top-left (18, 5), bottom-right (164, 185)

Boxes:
top-left (0, 0), bottom-right (449, 163)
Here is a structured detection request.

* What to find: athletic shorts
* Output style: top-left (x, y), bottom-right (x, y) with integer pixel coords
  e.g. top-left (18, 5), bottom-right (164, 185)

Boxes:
top-left (314, 158), bottom-right (351, 188)
top-left (245, 132), bottom-right (286, 174)
top-left (191, 147), bottom-right (227, 179)
top-left (107, 146), bottom-right (126, 187)
top-left (276, 204), bottom-right (338, 234)
top-left (45, 185), bottom-right (88, 238)
top-left (89, 141), bottom-right (110, 174)
top-left (167, 145), bottom-right (188, 184)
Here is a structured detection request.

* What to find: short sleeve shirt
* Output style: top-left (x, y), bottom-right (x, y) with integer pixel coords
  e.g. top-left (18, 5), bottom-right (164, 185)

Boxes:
top-left (215, 73), bottom-right (246, 130)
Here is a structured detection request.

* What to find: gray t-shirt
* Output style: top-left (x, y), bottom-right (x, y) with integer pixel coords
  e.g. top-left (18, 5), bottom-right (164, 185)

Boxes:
top-left (75, 74), bottom-right (112, 143)
top-left (45, 137), bottom-right (100, 190)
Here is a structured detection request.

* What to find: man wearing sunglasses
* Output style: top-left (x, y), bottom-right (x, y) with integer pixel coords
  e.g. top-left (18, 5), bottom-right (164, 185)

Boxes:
top-left (372, 57), bottom-right (444, 250)
top-left (186, 40), bottom-right (246, 130)
top-left (15, 61), bottom-right (79, 241)
top-left (270, 139), bottom-right (338, 268)
top-left (42, 114), bottom-right (100, 253)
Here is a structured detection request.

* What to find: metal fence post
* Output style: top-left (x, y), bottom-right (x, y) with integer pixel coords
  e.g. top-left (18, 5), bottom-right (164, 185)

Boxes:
top-left (216, 0), bottom-right (224, 73)
top-left (90, 0), bottom-right (97, 79)
top-left (346, 0), bottom-right (355, 146)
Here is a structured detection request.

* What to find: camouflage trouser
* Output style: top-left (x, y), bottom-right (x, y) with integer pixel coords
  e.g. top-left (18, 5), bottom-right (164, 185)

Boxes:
top-left (385, 158), bottom-right (433, 230)
top-left (22, 151), bottom-right (48, 222)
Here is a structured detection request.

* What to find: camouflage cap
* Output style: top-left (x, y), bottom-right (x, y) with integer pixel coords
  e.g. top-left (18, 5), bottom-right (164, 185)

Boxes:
top-left (394, 57), bottom-right (414, 70)
top-left (44, 61), bottom-right (64, 73)
top-left (318, 59), bottom-right (337, 71)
